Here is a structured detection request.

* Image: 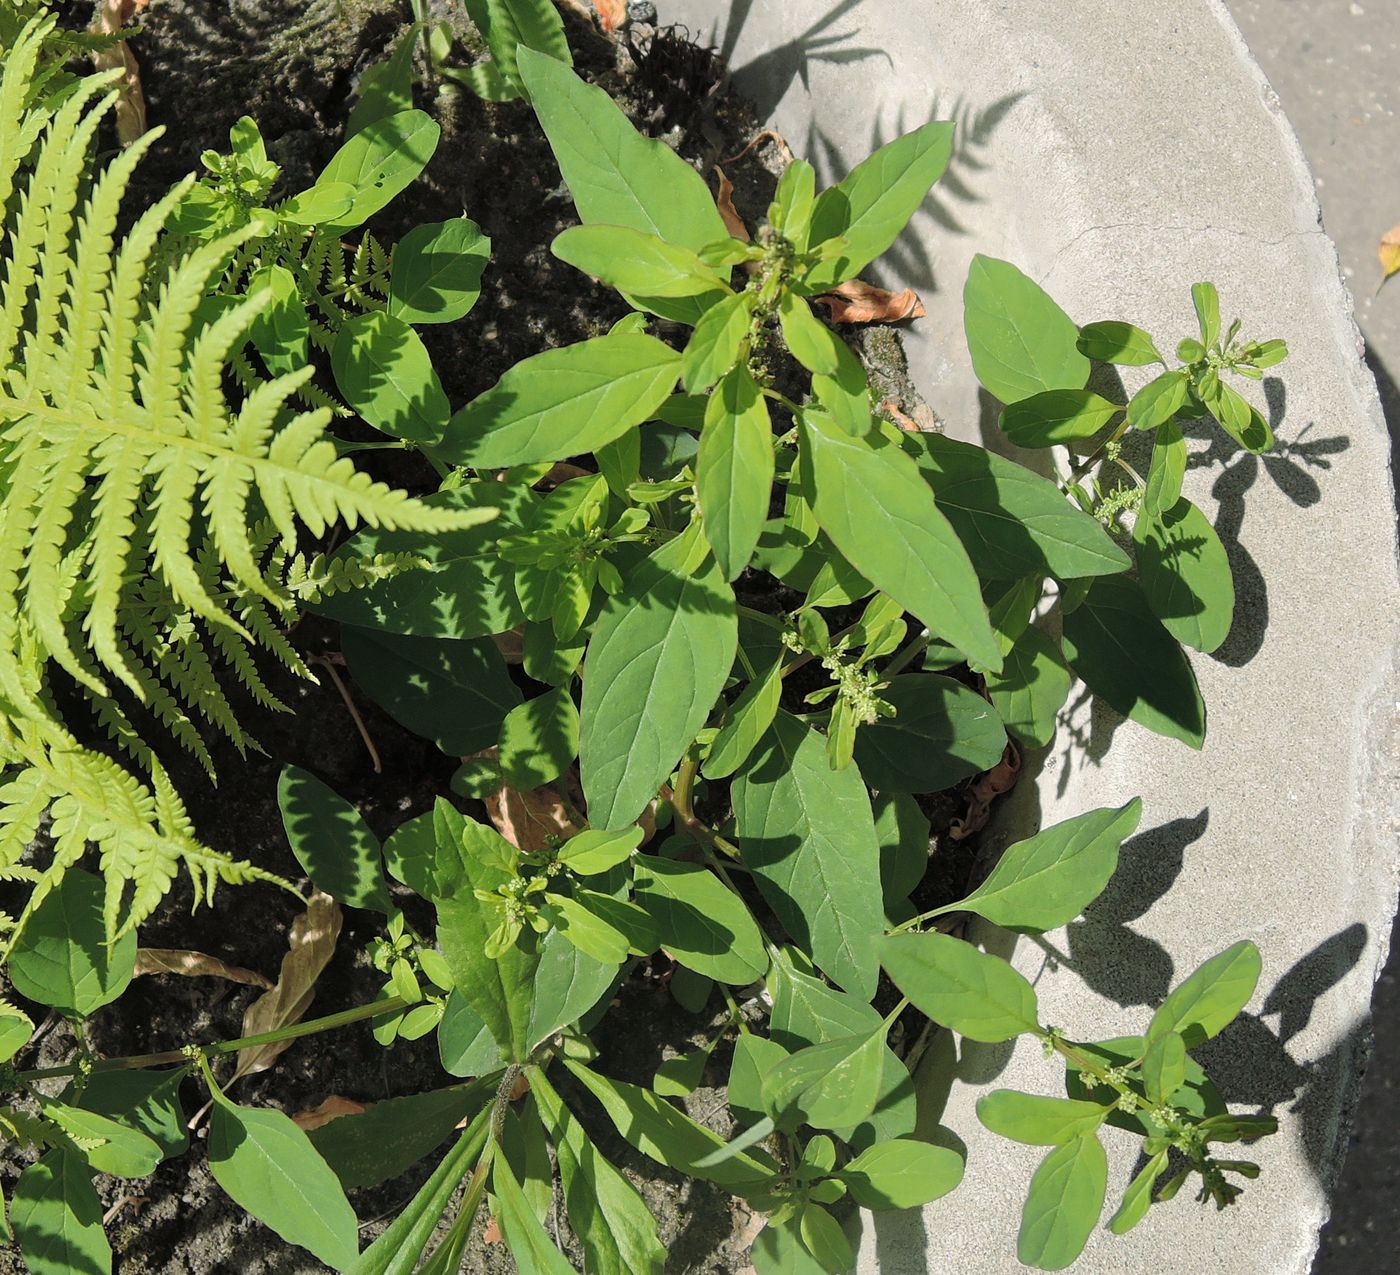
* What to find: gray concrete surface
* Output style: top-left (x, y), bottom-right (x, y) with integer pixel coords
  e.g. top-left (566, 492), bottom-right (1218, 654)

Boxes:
top-left (1220, 4), bottom-right (1400, 1269)
top-left (676, 1), bottom-right (1400, 1270)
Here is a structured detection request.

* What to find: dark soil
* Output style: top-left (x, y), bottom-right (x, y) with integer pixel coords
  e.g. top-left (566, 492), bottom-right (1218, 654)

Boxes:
top-left (1, 4), bottom-right (990, 1272)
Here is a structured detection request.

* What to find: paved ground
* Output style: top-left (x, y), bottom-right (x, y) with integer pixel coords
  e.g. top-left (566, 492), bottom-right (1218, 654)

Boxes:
top-left (1222, 2), bottom-right (1400, 1268)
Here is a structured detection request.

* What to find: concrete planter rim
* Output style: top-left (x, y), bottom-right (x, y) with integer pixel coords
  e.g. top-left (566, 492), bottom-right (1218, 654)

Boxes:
top-left (668, 1), bottom-right (1400, 1271)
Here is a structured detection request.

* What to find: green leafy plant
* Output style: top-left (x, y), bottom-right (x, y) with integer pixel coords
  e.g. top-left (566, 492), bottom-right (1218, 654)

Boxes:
top-left (0, 10), bottom-right (1294, 1275)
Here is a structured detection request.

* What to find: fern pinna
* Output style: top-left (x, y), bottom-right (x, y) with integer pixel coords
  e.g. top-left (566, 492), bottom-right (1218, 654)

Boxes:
top-left (0, 15), bottom-right (493, 947)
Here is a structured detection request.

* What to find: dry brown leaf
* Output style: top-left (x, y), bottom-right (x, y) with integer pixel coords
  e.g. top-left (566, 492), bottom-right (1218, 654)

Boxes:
top-left (1379, 223), bottom-right (1400, 290)
top-left (881, 400), bottom-right (924, 433)
top-left (93, 0), bottom-right (148, 146)
top-left (134, 949), bottom-right (272, 989)
top-left (950, 742), bottom-right (1022, 841)
top-left (814, 279), bottom-right (925, 325)
top-left (485, 780), bottom-right (580, 853)
top-left (592, 0), bottom-right (629, 31)
top-left (228, 891), bottom-right (342, 1085)
top-left (291, 1095), bottom-right (368, 1131)
top-left (721, 129), bottom-right (795, 166)
top-left (484, 1215), bottom-right (504, 1245)
top-left (714, 166), bottom-right (750, 243)
top-left (490, 629), bottom-right (525, 665)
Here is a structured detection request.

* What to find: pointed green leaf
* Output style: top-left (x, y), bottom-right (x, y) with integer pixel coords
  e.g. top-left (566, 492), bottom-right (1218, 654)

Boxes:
top-left (946, 800), bottom-right (1142, 932)
top-left (0, 1003), bottom-right (33, 1063)
top-left (906, 432), bottom-right (1129, 579)
top-left (316, 108), bottom-right (440, 233)
top-left (11, 1151), bottom-right (109, 1275)
top-left (761, 1028), bottom-right (887, 1130)
top-left (999, 389), bottom-right (1122, 448)
top-left (530, 1069), bottom-right (666, 1275)
top-left (76, 1069), bottom-right (188, 1163)
top-left (801, 411), bottom-right (1000, 671)
top-left (1060, 576), bottom-right (1205, 748)
top-left (556, 827), bottom-right (644, 876)
top-left (44, 1104), bottom-right (162, 1178)
top-left (346, 26), bottom-right (418, 134)
top-left (964, 256), bottom-right (1089, 404)
top-left (880, 932), bottom-right (1040, 1042)
top-left (553, 224), bottom-right (727, 297)
top-left (778, 291), bottom-right (840, 374)
top-left (852, 673), bottom-right (1007, 793)
top-left (838, 1138), bottom-right (965, 1210)
top-left (1147, 940), bottom-right (1261, 1049)
top-left (438, 990), bottom-right (506, 1078)
top-left (1107, 1150), bottom-right (1168, 1235)
top-left (702, 657), bottom-right (784, 780)
top-left (439, 333), bottom-right (680, 469)
top-left (697, 365), bottom-right (774, 580)
top-left (1076, 321), bottom-right (1162, 366)
top-left (389, 216), bottom-right (490, 324)
top-left (632, 854), bottom-right (768, 986)
top-left (683, 291), bottom-right (753, 392)
top-left (498, 687), bottom-right (579, 789)
top-left (333, 311), bottom-right (449, 445)
top-left (1134, 496), bottom-right (1235, 654)
top-left (278, 765), bottom-right (393, 914)
top-left (492, 1148), bottom-right (576, 1274)
top-left (732, 713), bottom-right (884, 998)
top-left (580, 527), bottom-right (736, 828)
top-left (985, 625), bottom-right (1073, 749)
top-left (9, 869), bottom-right (136, 1014)
top-left (1143, 420), bottom-right (1187, 518)
top-left (976, 1091), bottom-right (1108, 1145)
top-left (207, 1096), bottom-right (360, 1270)
top-left (1141, 1030), bottom-right (1187, 1104)
top-left (518, 48), bottom-right (727, 252)
top-left (1126, 369), bottom-right (1190, 430)
top-left (1017, 1134), bottom-right (1108, 1271)
top-left (805, 120), bottom-right (955, 290)
top-left (342, 627), bottom-right (522, 756)
top-left (309, 1084), bottom-right (492, 1190)
top-left (1192, 282), bottom-right (1221, 347)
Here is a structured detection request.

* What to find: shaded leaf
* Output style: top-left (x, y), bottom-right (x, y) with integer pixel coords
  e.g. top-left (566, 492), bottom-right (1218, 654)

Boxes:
top-left (134, 948), bottom-right (272, 989)
top-left (278, 767), bottom-right (393, 914)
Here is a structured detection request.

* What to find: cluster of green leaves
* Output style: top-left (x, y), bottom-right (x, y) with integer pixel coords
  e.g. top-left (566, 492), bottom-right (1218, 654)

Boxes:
top-left (0, 9), bottom-right (1290, 1275)
top-left (0, 13), bottom-right (495, 954)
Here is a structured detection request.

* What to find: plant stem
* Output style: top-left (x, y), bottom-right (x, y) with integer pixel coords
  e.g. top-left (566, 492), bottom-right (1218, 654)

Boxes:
top-left (668, 752), bottom-right (742, 861)
top-left (13, 996), bottom-right (410, 1083)
top-left (1066, 418), bottom-right (1131, 485)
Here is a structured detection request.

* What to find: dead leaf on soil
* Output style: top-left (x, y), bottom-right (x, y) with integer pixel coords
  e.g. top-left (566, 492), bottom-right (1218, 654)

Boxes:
top-left (714, 166), bottom-right (750, 242)
top-left (721, 129), bottom-right (795, 166)
top-left (950, 741), bottom-right (1021, 841)
top-left (881, 400), bottom-right (925, 433)
top-left (491, 627), bottom-right (525, 665)
top-left (484, 1215), bottom-right (504, 1245)
top-left (228, 890), bottom-right (342, 1085)
top-left (291, 1095), bottom-right (368, 1131)
top-left (1379, 222), bottom-right (1400, 291)
top-left (93, 0), bottom-right (149, 146)
top-left (134, 948), bottom-right (272, 989)
top-left (814, 278), bottom-right (925, 325)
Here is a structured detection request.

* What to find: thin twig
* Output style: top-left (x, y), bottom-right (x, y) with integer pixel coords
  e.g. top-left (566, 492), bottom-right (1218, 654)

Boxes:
top-left (315, 655), bottom-right (381, 773)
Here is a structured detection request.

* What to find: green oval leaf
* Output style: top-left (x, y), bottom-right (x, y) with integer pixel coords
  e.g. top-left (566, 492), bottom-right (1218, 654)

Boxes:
top-left (1060, 576), bottom-right (1205, 748)
top-left (804, 120), bottom-right (955, 290)
top-left (1147, 940), bottom-right (1261, 1049)
top-left (1107, 1149), bottom-right (1168, 1235)
top-left (438, 332), bottom-right (680, 469)
top-left (838, 1137), bottom-right (965, 1210)
top-left (1126, 369), bottom-right (1190, 430)
top-left (732, 713), bottom-right (884, 998)
top-left (801, 410), bottom-right (1000, 672)
top-left (9, 869), bottom-right (136, 1015)
top-left (632, 854), bottom-right (768, 986)
top-left (343, 627), bottom-right (522, 756)
top-left (976, 1090), bottom-right (1108, 1146)
top-left (1017, 1133), bottom-right (1108, 1271)
top-left (964, 255), bottom-right (1089, 404)
top-left (316, 108), bottom-right (440, 233)
top-left (207, 1095), bottom-right (360, 1270)
top-left (761, 1028), bottom-right (886, 1131)
top-left (553, 224), bottom-right (727, 298)
top-left (43, 1104), bottom-right (163, 1178)
top-left (498, 687), bottom-right (579, 789)
top-left (906, 432), bottom-right (1130, 579)
top-left (999, 389), bottom-right (1122, 448)
top-left (11, 1151), bottom-right (109, 1275)
top-left (880, 931), bottom-right (1039, 1042)
top-left (702, 658), bottom-right (783, 781)
top-left (945, 799), bottom-right (1142, 932)
top-left (579, 528), bottom-right (736, 829)
top-left (388, 216), bottom-right (490, 325)
top-left (853, 673), bottom-right (1007, 793)
top-left (1143, 420), bottom-right (1187, 518)
top-left (985, 624), bottom-right (1074, 749)
top-left (697, 365), bottom-right (774, 581)
top-left (1134, 496), bottom-right (1235, 654)
top-left (1076, 321), bottom-right (1162, 366)
top-left (278, 765), bottom-right (393, 913)
top-left (518, 48), bottom-right (728, 253)
top-left (682, 291), bottom-right (753, 392)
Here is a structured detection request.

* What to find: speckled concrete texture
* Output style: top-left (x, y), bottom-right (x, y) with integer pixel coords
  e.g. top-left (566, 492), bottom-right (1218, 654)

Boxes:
top-left (674, 1), bottom-right (1400, 1270)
